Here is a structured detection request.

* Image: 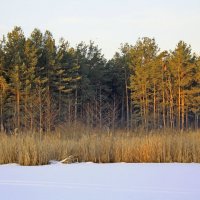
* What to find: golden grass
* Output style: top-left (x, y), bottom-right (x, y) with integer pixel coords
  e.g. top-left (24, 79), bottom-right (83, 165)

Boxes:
top-left (0, 130), bottom-right (200, 165)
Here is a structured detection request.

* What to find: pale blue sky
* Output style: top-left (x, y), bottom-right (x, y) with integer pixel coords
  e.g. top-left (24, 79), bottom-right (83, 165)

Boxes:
top-left (0, 0), bottom-right (200, 59)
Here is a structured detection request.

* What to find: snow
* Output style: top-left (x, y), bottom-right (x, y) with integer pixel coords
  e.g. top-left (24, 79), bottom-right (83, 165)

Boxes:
top-left (0, 163), bottom-right (200, 200)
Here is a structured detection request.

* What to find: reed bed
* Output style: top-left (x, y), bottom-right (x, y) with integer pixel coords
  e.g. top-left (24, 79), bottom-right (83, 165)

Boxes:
top-left (0, 130), bottom-right (200, 165)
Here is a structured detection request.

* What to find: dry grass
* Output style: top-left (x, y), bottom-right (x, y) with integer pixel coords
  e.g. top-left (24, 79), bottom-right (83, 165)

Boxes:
top-left (0, 129), bottom-right (200, 165)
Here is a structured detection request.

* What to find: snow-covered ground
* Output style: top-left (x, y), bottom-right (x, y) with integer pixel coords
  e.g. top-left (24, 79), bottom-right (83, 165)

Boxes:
top-left (0, 163), bottom-right (200, 200)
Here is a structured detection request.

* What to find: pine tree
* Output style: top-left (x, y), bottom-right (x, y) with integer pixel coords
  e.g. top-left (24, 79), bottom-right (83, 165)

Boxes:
top-left (104, 58), bottom-right (125, 130)
top-left (56, 38), bottom-right (80, 124)
top-left (169, 41), bottom-right (194, 130)
top-left (42, 30), bottom-right (57, 131)
top-left (109, 44), bottom-right (133, 131)
top-left (4, 26), bottom-right (26, 130)
top-left (0, 40), bottom-right (8, 131)
top-left (76, 41), bottom-right (106, 128)
top-left (186, 56), bottom-right (200, 129)
top-left (30, 28), bottom-right (47, 132)
top-left (23, 38), bottom-right (38, 130)
top-left (129, 38), bottom-right (159, 130)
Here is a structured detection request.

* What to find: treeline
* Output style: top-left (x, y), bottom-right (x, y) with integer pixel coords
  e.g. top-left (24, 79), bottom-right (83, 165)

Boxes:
top-left (0, 27), bottom-right (200, 133)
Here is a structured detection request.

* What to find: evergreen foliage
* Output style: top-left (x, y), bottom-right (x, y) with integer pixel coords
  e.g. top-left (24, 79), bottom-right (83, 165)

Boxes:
top-left (0, 27), bottom-right (199, 132)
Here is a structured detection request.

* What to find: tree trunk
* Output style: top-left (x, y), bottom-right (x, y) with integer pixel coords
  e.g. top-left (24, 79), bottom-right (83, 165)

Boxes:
top-left (0, 94), bottom-right (3, 132)
top-left (178, 87), bottom-right (181, 130)
top-left (99, 86), bottom-right (102, 129)
top-left (112, 94), bottom-right (116, 133)
top-left (169, 88), bottom-right (174, 129)
top-left (142, 86), bottom-right (145, 129)
top-left (130, 97), bottom-right (133, 130)
top-left (177, 64), bottom-right (181, 130)
top-left (58, 90), bottom-right (61, 118)
top-left (145, 84), bottom-right (149, 131)
top-left (124, 65), bottom-right (130, 132)
top-left (121, 92), bottom-right (124, 127)
top-left (74, 87), bottom-right (78, 126)
top-left (125, 78), bottom-right (129, 132)
top-left (47, 88), bottom-right (51, 132)
top-left (30, 100), bottom-right (33, 132)
top-left (24, 92), bottom-right (28, 130)
top-left (39, 86), bottom-right (42, 136)
top-left (186, 107), bottom-right (188, 130)
top-left (181, 93), bottom-right (185, 131)
top-left (68, 96), bottom-right (71, 126)
top-left (162, 70), bottom-right (166, 129)
top-left (153, 82), bottom-right (156, 129)
top-left (16, 89), bottom-right (20, 130)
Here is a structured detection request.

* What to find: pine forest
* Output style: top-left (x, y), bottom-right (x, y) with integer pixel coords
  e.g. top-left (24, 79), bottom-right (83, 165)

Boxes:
top-left (0, 27), bottom-right (200, 134)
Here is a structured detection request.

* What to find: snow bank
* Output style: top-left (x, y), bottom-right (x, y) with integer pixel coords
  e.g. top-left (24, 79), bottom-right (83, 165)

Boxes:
top-left (0, 163), bottom-right (200, 200)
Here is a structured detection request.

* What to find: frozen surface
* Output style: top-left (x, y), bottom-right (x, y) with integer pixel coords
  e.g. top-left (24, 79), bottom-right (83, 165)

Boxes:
top-left (0, 163), bottom-right (200, 200)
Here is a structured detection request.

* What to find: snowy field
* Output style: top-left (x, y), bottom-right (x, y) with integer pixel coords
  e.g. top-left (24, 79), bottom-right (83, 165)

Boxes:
top-left (0, 163), bottom-right (200, 200)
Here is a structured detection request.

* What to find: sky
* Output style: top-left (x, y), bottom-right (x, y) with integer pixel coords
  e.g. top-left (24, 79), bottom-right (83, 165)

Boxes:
top-left (0, 0), bottom-right (200, 59)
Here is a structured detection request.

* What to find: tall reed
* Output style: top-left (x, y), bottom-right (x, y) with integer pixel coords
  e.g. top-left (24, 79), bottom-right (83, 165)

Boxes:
top-left (0, 130), bottom-right (200, 165)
